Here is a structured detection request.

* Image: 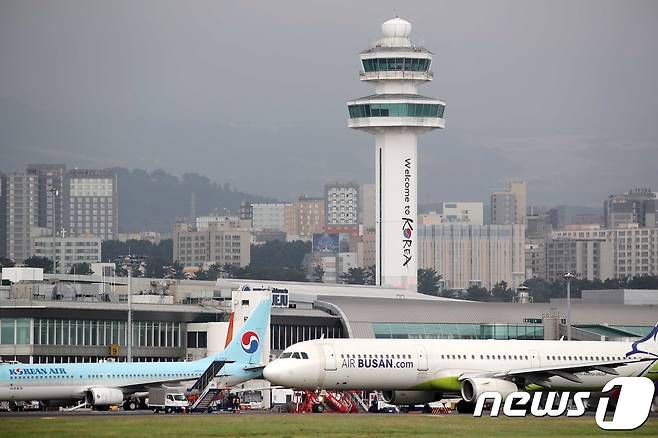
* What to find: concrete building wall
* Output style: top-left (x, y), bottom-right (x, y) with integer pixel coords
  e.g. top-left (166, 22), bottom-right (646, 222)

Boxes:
top-left (251, 203), bottom-right (294, 233)
top-left (361, 183), bottom-right (376, 229)
top-left (4, 174), bottom-right (39, 263)
top-left (63, 169), bottom-right (118, 241)
top-left (173, 222), bottom-right (250, 268)
top-left (325, 182), bottom-right (359, 226)
top-left (442, 202), bottom-right (484, 225)
top-left (295, 196), bottom-right (325, 237)
top-left (32, 233), bottom-right (102, 274)
top-left (419, 224), bottom-right (524, 290)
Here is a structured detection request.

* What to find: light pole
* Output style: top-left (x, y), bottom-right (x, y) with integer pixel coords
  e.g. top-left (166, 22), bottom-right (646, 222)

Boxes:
top-left (563, 272), bottom-right (576, 341)
top-left (117, 255), bottom-right (144, 362)
top-left (48, 184), bottom-right (59, 274)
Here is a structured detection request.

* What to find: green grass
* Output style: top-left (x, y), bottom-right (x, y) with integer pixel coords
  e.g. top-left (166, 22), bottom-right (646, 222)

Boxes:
top-left (0, 414), bottom-right (657, 437)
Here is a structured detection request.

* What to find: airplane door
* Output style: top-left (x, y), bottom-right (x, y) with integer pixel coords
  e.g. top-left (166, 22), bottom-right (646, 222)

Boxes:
top-left (322, 344), bottom-right (337, 371)
top-left (415, 345), bottom-right (429, 371)
top-left (529, 350), bottom-right (540, 368)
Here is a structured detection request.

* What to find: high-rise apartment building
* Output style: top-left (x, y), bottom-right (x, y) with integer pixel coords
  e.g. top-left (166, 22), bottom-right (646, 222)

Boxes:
top-left (418, 223), bottom-right (525, 290)
top-left (360, 184), bottom-right (376, 230)
top-left (604, 188), bottom-right (657, 229)
top-left (251, 203), bottom-right (295, 235)
top-left (325, 183), bottom-right (359, 229)
top-left (442, 202), bottom-right (484, 225)
top-left (295, 196), bottom-right (325, 237)
top-left (173, 222), bottom-right (251, 268)
top-left (27, 164), bottom-right (66, 235)
top-left (491, 181), bottom-right (527, 226)
top-left (32, 232), bottom-right (101, 274)
top-left (0, 175), bottom-right (5, 258)
top-left (547, 226), bottom-right (658, 280)
top-left (2, 173), bottom-right (39, 262)
top-left (63, 169), bottom-right (118, 241)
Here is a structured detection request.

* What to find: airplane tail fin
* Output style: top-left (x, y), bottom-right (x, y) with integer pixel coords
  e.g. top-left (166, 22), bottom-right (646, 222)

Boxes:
top-left (626, 322), bottom-right (658, 357)
top-left (210, 298), bottom-right (271, 365)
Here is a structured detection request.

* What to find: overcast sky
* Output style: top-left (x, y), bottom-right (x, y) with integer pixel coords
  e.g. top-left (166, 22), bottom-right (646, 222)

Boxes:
top-left (1, 0), bottom-right (657, 206)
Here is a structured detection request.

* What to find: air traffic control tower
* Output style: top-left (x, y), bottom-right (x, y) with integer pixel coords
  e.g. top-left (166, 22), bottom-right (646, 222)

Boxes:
top-left (347, 18), bottom-right (445, 291)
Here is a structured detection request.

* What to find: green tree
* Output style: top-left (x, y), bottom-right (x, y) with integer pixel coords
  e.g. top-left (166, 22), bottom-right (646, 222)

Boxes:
top-left (417, 268), bottom-right (442, 295)
top-left (339, 267), bottom-right (369, 285)
top-left (366, 265), bottom-right (376, 285)
top-left (68, 262), bottom-right (91, 275)
top-left (490, 280), bottom-right (515, 302)
top-left (23, 256), bottom-right (53, 273)
top-left (0, 257), bottom-right (15, 268)
top-left (464, 285), bottom-right (490, 302)
top-left (310, 264), bottom-right (325, 283)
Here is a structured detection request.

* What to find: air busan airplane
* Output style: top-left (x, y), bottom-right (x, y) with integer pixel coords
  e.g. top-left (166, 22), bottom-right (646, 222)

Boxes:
top-left (0, 298), bottom-right (271, 409)
top-left (263, 324), bottom-right (658, 412)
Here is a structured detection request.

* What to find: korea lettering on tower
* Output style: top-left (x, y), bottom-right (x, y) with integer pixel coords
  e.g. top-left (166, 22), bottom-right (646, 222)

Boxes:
top-left (402, 158), bottom-right (413, 267)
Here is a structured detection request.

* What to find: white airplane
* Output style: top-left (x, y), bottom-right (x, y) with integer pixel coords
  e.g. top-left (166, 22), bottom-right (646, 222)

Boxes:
top-left (0, 299), bottom-right (271, 410)
top-left (263, 324), bottom-right (658, 412)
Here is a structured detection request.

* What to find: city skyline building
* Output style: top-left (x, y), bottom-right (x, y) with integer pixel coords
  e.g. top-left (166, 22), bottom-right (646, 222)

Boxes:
top-left (27, 164), bottom-right (66, 236)
top-left (2, 173), bottom-right (39, 263)
top-left (347, 17), bottom-right (446, 291)
top-left (418, 223), bottom-right (525, 290)
top-left (604, 188), bottom-right (657, 229)
top-left (294, 196), bottom-right (325, 238)
top-left (491, 180), bottom-right (527, 226)
top-left (63, 169), bottom-right (118, 241)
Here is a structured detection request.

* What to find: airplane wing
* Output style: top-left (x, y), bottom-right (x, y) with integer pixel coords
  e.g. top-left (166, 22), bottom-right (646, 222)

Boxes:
top-left (458, 357), bottom-right (656, 387)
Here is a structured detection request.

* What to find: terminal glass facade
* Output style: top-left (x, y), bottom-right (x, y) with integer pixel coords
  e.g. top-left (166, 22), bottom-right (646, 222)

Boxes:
top-left (32, 318), bottom-right (181, 348)
top-left (271, 324), bottom-right (343, 351)
top-left (362, 58), bottom-right (430, 72)
top-left (348, 103), bottom-right (445, 119)
top-left (372, 322), bottom-right (544, 340)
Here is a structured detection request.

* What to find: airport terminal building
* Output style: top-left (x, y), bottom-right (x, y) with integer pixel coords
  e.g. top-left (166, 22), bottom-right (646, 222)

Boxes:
top-left (1, 270), bottom-right (657, 364)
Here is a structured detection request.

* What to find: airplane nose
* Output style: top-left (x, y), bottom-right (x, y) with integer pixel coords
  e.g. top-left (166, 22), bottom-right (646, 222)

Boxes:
top-left (263, 360), bottom-right (284, 384)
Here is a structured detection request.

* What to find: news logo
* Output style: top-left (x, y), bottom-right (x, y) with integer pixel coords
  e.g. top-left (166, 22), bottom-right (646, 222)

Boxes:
top-left (473, 376), bottom-right (655, 431)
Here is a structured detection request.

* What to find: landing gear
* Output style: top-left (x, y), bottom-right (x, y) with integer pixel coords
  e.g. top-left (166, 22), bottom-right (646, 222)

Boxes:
top-left (456, 400), bottom-right (476, 414)
top-left (123, 399), bottom-right (138, 411)
top-left (311, 403), bottom-right (325, 413)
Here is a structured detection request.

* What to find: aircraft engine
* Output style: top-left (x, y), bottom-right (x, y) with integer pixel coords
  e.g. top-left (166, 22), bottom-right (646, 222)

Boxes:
top-left (460, 378), bottom-right (518, 403)
top-left (381, 390), bottom-right (443, 405)
top-left (86, 388), bottom-right (125, 406)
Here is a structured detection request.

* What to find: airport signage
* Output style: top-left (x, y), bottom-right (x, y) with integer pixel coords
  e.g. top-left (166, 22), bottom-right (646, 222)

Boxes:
top-left (272, 288), bottom-right (289, 308)
top-left (402, 157), bottom-right (413, 267)
top-left (473, 377), bottom-right (654, 430)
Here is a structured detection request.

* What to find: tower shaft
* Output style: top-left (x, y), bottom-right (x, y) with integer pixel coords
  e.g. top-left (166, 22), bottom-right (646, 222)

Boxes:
top-left (375, 130), bottom-right (417, 289)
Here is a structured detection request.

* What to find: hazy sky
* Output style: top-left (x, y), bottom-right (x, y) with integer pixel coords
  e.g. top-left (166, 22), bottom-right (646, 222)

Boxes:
top-left (1, 0), bottom-right (657, 206)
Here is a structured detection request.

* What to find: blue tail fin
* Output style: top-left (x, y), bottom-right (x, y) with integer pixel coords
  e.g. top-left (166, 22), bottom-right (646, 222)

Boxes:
top-left (211, 298), bottom-right (272, 365)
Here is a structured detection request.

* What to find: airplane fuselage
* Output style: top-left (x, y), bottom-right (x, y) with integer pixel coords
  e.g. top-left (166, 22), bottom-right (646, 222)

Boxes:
top-left (263, 338), bottom-right (658, 392)
top-left (0, 358), bottom-right (260, 401)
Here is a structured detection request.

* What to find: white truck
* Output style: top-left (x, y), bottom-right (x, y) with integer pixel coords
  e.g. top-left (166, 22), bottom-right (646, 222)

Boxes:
top-left (148, 389), bottom-right (189, 413)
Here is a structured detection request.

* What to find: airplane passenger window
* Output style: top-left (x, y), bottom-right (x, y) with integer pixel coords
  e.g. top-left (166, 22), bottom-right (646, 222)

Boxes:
top-left (471, 355), bottom-right (475, 359)
top-left (480, 355), bottom-right (483, 359)
top-left (486, 355), bottom-right (490, 359)
top-left (301, 352), bottom-right (309, 359)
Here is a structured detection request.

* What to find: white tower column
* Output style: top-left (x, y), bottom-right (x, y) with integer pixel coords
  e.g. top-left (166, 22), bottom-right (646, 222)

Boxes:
top-left (376, 130), bottom-right (418, 289)
top-left (347, 17), bottom-right (445, 291)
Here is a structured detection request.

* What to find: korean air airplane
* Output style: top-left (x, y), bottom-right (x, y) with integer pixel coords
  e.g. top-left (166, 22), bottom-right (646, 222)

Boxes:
top-left (0, 298), bottom-right (271, 409)
top-left (263, 323), bottom-right (658, 412)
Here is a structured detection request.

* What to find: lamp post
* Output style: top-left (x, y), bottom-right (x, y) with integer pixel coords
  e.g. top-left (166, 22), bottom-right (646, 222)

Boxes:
top-left (117, 255), bottom-right (144, 362)
top-left (48, 184), bottom-right (59, 274)
top-left (563, 272), bottom-right (576, 341)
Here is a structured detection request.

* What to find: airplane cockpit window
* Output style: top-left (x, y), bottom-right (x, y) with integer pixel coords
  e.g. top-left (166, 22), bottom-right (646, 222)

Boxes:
top-left (280, 352), bottom-right (292, 359)
top-left (300, 352), bottom-right (309, 359)
top-left (291, 352), bottom-right (301, 359)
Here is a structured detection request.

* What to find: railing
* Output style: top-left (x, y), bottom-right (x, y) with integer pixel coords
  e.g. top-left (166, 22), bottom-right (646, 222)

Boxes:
top-left (359, 70), bottom-right (433, 80)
